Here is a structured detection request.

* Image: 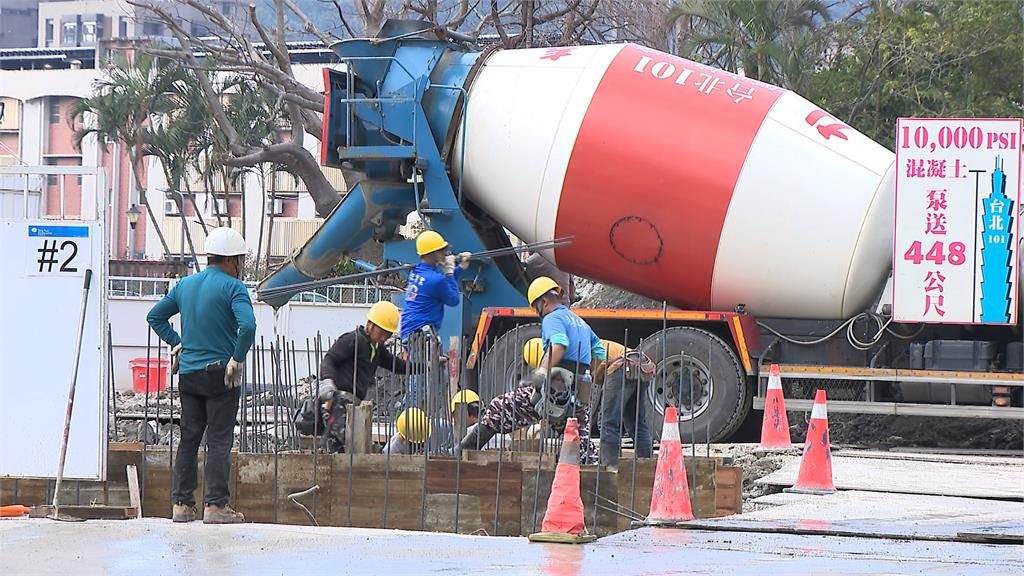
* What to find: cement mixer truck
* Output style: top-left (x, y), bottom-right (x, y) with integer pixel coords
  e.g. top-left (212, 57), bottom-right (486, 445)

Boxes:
top-left (259, 21), bottom-right (1023, 442)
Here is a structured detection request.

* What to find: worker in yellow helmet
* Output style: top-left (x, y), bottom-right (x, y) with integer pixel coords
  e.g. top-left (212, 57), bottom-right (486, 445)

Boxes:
top-left (461, 277), bottom-right (605, 463)
top-left (397, 230), bottom-right (472, 414)
top-left (382, 390), bottom-right (483, 454)
top-left (295, 301), bottom-right (418, 453)
top-left (384, 408), bottom-right (434, 454)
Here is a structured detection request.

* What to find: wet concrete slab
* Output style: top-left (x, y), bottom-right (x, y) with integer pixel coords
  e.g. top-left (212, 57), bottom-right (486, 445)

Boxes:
top-left (679, 490), bottom-right (1024, 542)
top-left (1, 518), bottom-right (1021, 575)
top-left (757, 453), bottom-right (1024, 499)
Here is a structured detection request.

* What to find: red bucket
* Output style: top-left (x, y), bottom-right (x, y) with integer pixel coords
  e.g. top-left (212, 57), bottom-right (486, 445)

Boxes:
top-left (129, 358), bottom-right (169, 393)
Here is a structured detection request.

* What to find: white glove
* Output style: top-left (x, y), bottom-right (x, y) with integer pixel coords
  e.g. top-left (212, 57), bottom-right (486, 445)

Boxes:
top-left (458, 251), bottom-right (472, 270)
top-left (317, 378), bottom-right (337, 401)
top-left (443, 254), bottom-right (456, 276)
top-left (224, 358), bottom-right (243, 389)
top-left (169, 344), bottom-right (183, 374)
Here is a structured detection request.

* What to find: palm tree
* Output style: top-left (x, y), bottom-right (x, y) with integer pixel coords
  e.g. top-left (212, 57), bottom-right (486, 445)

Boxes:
top-left (667, 0), bottom-right (830, 91)
top-left (71, 51), bottom-right (189, 257)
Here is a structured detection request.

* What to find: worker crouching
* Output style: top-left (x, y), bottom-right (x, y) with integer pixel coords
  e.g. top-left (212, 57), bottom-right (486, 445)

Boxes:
top-left (460, 277), bottom-right (605, 464)
top-left (385, 390), bottom-right (483, 455)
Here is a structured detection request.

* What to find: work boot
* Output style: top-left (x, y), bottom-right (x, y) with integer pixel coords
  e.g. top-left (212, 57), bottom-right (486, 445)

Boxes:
top-left (599, 441), bottom-right (621, 469)
top-left (458, 423), bottom-right (498, 454)
top-left (171, 503), bottom-right (195, 523)
top-left (203, 504), bottom-right (244, 524)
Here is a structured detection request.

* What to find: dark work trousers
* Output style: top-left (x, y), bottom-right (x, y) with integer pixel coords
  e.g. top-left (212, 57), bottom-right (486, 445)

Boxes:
top-left (600, 376), bottom-right (652, 465)
top-left (173, 368), bottom-right (240, 507)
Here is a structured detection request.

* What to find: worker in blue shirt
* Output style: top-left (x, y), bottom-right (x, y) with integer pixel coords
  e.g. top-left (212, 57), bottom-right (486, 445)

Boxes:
top-left (147, 227), bottom-right (256, 525)
top-left (460, 277), bottom-right (605, 463)
top-left (398, 230), bottom-right (469, 414)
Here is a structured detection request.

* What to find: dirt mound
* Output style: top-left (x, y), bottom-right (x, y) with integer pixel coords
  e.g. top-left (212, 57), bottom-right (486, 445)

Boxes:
top-left (576, 279), bottom-right (663, 310)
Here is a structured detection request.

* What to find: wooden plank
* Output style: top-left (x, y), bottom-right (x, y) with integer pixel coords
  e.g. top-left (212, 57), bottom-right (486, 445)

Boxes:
top-left (233, 453), bottom-right (276, 524)
top-left (347, 402), bottom-right (373, 454)
top-left (0, 479), bottom-right (49, 507)
top-left (328, 454), bottom-right (427, 531)
top-left (127, 465), bottom-right (142, 519)
top-left (615, 459), bottom-right (656, 532)
top-left (715, 465), bottom-right (742, 517)
top-left (272, 453), bottom-right (332, 527)
top-left (141, 451), bottom-right (172, 519)
top-left (29, 505), bottom-right (137, 520)
top-left (425, 458), bottom-right (522, 536)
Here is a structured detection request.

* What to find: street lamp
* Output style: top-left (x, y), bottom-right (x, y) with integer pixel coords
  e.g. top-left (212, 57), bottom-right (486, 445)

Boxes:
top-left (127, 203), bottom-right (140, 258)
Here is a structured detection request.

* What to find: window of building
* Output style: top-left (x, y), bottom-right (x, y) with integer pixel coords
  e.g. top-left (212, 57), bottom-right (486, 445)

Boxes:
top-left (142, 21), bottom-right (163, 36)
top-left (119, 16), bottom-right (128, 37)
top-left (45, 19), bottom-right (54, 47)
top-left (48, 99), bottom-right (61, 124)
top-left (62, 22), bottom-right (77, 46)
top-left (82, 21), bottom-right (97, 45)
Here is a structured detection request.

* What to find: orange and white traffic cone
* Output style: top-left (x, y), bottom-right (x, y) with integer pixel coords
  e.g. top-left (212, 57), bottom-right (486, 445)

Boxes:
top-left (785, 389), bottom-right (836, 495)
top-left (528, 418), bottom-right (597, 544)
top-left (759, 364), bottom-right (792, 449)
top-left (642, 406), bottom-right (694, 525)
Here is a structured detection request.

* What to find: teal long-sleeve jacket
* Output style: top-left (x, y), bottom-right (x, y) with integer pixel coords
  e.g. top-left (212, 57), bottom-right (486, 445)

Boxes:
top-left (146, 266), bottom-right (257, 375)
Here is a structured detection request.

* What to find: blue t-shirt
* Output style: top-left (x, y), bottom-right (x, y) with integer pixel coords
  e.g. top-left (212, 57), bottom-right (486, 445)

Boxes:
top-left (540, 305), bottom-right (606, 366)
top-left (400, 263), bottom-right (461, 339)
top-left (146, 267), bottom-right (257, 375)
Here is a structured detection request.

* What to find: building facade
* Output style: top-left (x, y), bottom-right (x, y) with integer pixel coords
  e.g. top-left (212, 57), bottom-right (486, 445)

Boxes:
top-left (0, 38), bottom-right (345, 273)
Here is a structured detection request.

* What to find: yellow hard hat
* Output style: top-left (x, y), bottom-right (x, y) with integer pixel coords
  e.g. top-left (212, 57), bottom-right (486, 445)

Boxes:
top-left (396, 408), bottom-right (431, 443)
top-left (366, 301), bottom-right (400, 334)
top-left (527, 276), bottom-right (562, 306)
top-left (450, 389), bottom-right (481, 414)
top-left (523, 338), bottom-right (545, 369)
top-left (415, 230), bottom-right (449, 256)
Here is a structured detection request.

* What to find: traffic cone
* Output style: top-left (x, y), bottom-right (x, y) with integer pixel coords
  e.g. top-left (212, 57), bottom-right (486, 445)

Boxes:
top-left (785, 389), bottom-right (836, 495)
top-left (759, 364), bottom-right (792, 449)
top-left (528, 418), bottom-right (597, 544)
top-left (642, 406), bottom-right (694, 525)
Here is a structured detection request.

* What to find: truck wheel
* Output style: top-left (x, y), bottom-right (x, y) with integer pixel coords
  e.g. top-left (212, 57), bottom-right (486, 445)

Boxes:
top-left (477, 324), bottom-right (541, 401)
top-left (640, 327), bottom-right (750, 443)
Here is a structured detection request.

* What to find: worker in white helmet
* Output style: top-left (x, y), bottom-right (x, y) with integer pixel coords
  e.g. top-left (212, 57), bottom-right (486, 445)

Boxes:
top-left (147, 227), bottom-right (255, 525)
top-left (397, 230), bottom-right (470, 414)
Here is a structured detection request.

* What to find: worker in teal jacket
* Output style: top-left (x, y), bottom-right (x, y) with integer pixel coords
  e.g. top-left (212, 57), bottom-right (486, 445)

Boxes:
top-left (147, 227), bottom-right (256, 525)
top-left (398, 230), bottom-right (469, 414)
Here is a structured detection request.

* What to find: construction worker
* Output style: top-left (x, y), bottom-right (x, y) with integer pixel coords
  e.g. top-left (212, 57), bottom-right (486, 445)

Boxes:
top-left (594, 340), bottom-right (655, 467)
top-left (147, 227), bottom-right (255, 524)
top-left (525, 251), bottom-right (575, 306)
top-left (383, 390), bottom-right (482, 455)
top-left (398, 230), bottom-right (470, 413)
top-left (383, 408), bottom-right (435, 454)
top-left (460, 277), bottom-right (605, 463)
top-left (295, 301), bottom-right (411, 452)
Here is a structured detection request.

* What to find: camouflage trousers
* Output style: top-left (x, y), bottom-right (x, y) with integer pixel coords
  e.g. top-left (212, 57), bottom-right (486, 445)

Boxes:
top-left (479, 385), bottom-right (597, 464)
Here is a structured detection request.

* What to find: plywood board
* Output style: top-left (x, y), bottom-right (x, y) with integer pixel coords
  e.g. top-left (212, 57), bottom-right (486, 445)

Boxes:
top-left (757, 455), bottom-right (1024, 499)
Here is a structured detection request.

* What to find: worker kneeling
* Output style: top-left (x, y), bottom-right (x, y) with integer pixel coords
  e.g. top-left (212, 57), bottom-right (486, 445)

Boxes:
top-left (294, 301), bottom-right (410, 453)
top-left (384, 390), bottom-right (483, 454)
top-left (460, 277), bottom-right (605, 464)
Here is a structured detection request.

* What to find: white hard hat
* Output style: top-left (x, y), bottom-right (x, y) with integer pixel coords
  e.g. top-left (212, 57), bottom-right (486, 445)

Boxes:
top-left (205, 227), bottom-right (247, 256)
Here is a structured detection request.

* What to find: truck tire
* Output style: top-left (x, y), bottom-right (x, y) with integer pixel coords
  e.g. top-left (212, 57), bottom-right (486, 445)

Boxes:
top-left (640, 327), bottom-right (750, 444)
top-left (477, 324), bottom-right (541, 401)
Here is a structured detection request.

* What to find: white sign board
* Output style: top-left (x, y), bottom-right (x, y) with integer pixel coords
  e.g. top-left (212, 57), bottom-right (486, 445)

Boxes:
top-left (0, 220), bottom-right (107, 479)
top-left (893, 118), bottom-right (1022, 324)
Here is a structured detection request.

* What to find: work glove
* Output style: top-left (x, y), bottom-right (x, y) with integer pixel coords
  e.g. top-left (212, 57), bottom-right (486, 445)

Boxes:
top-left (458, 251), bottom-right (472, 270)
top-left (224, 358), bottom-right (243, 389)
top-left (528, 367), bottom-right (548, 388)
top-left (317, 378), bottom-right (337, 401)
top-left (169, 343), bottom-right (183, 374)
top-left (442, 254), bottom-right (457, 276)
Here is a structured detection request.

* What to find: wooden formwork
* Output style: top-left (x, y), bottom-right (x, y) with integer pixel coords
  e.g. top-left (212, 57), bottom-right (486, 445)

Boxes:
top-left (1, 444), bottom-right (743, 536)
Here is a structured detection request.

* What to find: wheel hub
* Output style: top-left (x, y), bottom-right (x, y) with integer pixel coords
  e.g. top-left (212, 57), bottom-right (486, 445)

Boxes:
top-left (648, 354), bottom-right (713, 422)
